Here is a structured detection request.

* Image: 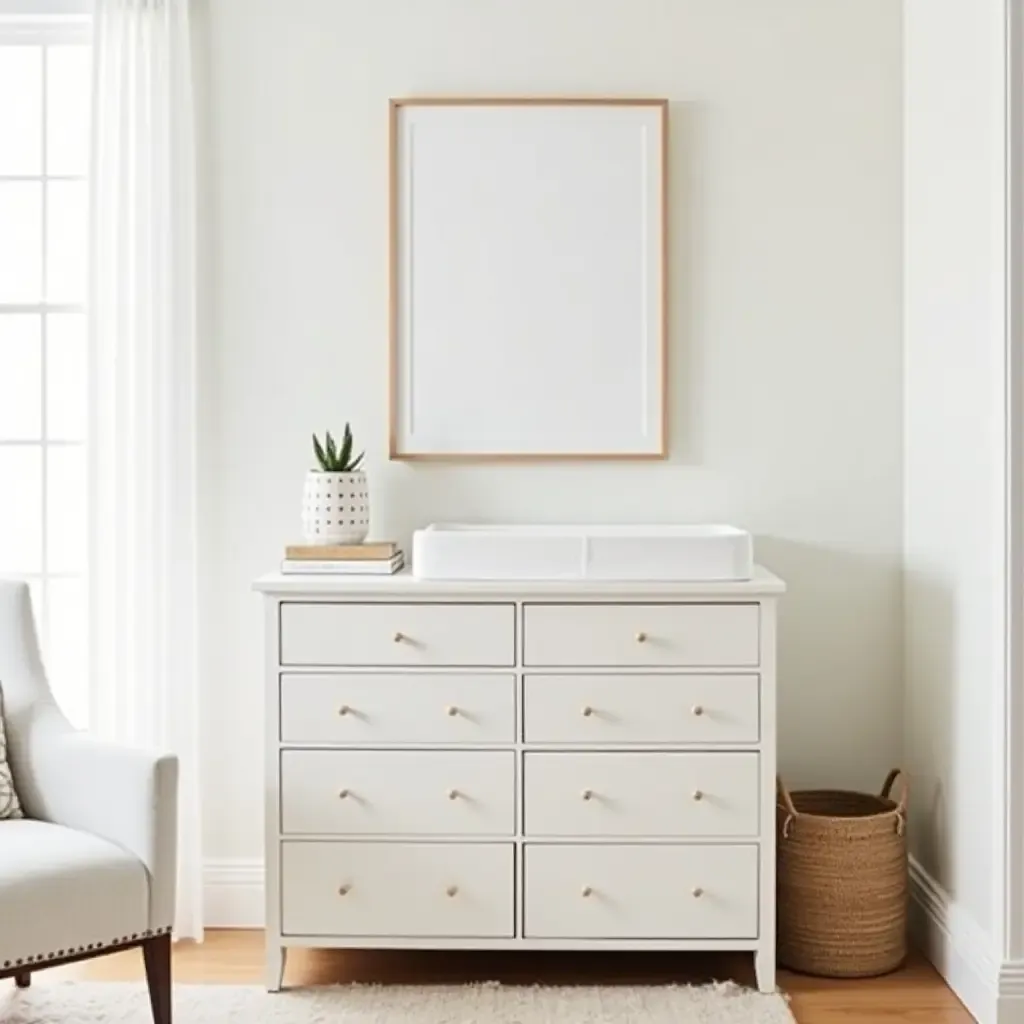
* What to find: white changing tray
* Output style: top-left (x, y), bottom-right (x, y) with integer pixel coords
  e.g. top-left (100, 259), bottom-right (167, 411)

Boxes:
top-left (411, 523), bottom-right (754, 582)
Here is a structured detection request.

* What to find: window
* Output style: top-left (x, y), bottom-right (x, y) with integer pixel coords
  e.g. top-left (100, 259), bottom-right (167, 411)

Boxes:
top-left (0, 18), bottom-right (90, 726)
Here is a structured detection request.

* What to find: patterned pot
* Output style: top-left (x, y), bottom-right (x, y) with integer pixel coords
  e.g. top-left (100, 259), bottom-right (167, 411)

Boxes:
top-left (301, 471), bottom-right (370, 545)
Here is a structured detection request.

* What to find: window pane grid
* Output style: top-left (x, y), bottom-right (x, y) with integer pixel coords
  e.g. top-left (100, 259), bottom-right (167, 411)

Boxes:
top-left (0, 34), bottom-right (89, 726)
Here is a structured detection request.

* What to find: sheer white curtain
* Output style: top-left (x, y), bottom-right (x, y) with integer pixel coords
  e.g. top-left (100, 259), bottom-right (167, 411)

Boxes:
top-left (87, 0), bottom-right (202, 940)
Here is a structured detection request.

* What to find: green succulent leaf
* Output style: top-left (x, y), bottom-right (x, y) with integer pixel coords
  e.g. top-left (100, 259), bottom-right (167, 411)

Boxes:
top-left (338, 423), bottom-right (353, 471)
top-left (312, 433), bottom-right (329, 471)
top-left (312, 425), bottom-right (363, 472)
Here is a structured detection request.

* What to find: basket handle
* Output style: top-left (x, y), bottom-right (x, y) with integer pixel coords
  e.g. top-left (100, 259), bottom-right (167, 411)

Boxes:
top-left (880, 768), bottom-right (908, 835)
top-left (777, 776), bottom-right (799, 838)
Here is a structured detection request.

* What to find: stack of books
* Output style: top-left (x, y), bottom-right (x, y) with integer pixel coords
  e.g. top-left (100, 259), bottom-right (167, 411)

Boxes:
top-left (280, 541), bottom-right (405, 575)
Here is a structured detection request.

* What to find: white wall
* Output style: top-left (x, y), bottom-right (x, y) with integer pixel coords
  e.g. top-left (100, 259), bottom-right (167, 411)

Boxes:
top-left (903, 0), bottom-right (1009, 1014)
top-left (196, 0), bottom-right (904, 877)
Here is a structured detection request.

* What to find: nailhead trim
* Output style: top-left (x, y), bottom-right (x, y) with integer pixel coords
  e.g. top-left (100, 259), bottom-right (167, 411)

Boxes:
top-left (6, 926), bottom-right (172, 970)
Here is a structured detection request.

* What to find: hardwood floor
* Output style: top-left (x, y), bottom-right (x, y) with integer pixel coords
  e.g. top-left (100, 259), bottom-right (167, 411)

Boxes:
top-left (51, 930), bottom-right (973, 1023)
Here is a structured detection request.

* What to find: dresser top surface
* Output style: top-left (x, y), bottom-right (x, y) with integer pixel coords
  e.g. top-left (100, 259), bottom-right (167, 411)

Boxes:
top-left (253, 565), bottom-right (785, 597)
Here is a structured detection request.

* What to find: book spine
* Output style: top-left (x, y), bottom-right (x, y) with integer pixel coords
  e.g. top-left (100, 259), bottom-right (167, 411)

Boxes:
top-left (280, 558), bottom-right (403, 575)
top-left (285, 544), bottom-right (396, 561)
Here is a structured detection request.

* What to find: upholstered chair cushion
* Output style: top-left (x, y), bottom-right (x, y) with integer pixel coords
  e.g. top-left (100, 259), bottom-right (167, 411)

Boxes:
top-left (0, 819), bottom-right (152, 969)
top-left (0, 685), bottom-right (23, 819)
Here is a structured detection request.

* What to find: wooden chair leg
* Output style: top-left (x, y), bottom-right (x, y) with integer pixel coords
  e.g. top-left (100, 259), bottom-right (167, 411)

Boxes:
top-left (142, 934), bottom-right (172, 1024)
top-left (14, 972), bottom-right (30, 988)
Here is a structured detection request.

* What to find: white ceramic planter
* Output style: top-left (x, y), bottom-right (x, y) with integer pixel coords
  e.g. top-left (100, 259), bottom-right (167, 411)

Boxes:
top-left (301, 471), bottom-right (370, 545)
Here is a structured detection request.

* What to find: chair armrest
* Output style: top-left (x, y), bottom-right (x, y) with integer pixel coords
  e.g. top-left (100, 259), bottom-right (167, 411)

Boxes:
top-left (17, 725), bottom-right (178, 930)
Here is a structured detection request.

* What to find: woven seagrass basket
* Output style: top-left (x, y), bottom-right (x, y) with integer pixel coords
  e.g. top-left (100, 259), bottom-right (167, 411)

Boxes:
top-left (776, 769), bottom-right (908, 979)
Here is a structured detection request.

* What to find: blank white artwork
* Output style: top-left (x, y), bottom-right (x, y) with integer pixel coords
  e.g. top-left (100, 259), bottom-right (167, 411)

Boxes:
top-left (390, 100), bottom-right (666, 459)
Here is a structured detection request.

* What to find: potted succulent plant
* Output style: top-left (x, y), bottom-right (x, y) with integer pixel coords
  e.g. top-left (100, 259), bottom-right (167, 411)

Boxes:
top-left (301, 424), bottom-right (369, 545)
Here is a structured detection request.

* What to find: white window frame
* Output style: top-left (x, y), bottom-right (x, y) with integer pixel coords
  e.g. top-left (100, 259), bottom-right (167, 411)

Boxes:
top-left (0, 13), bottom-right (90, 674)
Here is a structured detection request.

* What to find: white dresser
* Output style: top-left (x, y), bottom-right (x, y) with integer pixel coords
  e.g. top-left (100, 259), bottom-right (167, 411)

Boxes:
top-left (254, 567), bottom-right (785, 993)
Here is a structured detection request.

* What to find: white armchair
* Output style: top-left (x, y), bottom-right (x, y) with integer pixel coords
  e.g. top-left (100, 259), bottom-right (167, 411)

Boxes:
top-left (0, 580), bottom-right (177, 1023)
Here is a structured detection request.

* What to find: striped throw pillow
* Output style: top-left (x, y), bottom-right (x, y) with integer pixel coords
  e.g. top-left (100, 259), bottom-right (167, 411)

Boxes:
top-left (0, 687), bottom-right (23, 819)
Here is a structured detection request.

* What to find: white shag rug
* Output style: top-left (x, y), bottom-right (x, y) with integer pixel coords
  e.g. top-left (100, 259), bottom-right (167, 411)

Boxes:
top-left (2, 980), bottom-right (795, 1023)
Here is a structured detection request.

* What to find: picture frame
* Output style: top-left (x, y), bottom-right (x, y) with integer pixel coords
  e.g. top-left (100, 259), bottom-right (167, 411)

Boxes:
top-left (389, 97), bottom-right (668, 461)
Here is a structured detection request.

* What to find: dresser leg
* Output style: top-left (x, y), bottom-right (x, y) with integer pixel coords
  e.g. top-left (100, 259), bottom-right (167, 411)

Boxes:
top-left (755, 949), bottom-right (776, 994)
top-left (266, 943), bottom-right (287, 992)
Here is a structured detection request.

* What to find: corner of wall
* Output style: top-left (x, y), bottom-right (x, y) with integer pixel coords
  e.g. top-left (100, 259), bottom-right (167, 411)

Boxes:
top-left (910, 856), bottom-right (1010, 1022)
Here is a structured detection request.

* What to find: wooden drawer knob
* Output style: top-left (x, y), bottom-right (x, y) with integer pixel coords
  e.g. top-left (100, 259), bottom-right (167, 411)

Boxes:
top-left (635, 631), bottom-right (648, 643)
top-left (446, 885), bottom-right (459, 898)
top-left (581, 885), bottom-right (593, 898)
top-left (338, 884), bottom-right (352, 896)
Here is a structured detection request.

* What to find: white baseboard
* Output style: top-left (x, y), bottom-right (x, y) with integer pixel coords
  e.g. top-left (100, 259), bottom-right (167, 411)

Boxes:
top-left (910, 856), bottom-right (997, 1020)
top-left (907, 856), bottom-right (1024, 1023)
top-left (203, 859), bottom-right (264, 929)
top-left (998, 962), bottom-right (1024, 1024)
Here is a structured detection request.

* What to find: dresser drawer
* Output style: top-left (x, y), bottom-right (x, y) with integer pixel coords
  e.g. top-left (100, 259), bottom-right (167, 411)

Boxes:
top-left (280, 673), bottom-right (516, 745)
top-left (282, 841), bottom-right (514, 937)
top-left (280, 602), bottom-right (515, 667)
top-left (523, 603), bottom-right (759, 667)
top-left (524, 752), bottom-right (759, 837)
top-left (524, 843), bottom-right (758, 939)
top-left (281, 750), bottom-right (516, 836)
top-left (523, 674), bottom-right (759, 745)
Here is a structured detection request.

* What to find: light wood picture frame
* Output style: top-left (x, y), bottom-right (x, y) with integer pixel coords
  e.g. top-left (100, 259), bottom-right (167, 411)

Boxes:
top-left (389, 97), bottom-right (668, 461)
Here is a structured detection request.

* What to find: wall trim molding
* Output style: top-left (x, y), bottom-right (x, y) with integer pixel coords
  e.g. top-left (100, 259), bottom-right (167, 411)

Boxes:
top-left (910, 857), bottom-right (1024, 1023)
top-left (999, 961), bottom-right (1024, 999)
top-left (998, 0), bottom-right (1024, 971)
top-left (910, 857), bottom-right (999, 1022)
top-left (203, 859), bottom-right (264, 930)
top-left (999, 965), bottom-right (1024, 1024)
